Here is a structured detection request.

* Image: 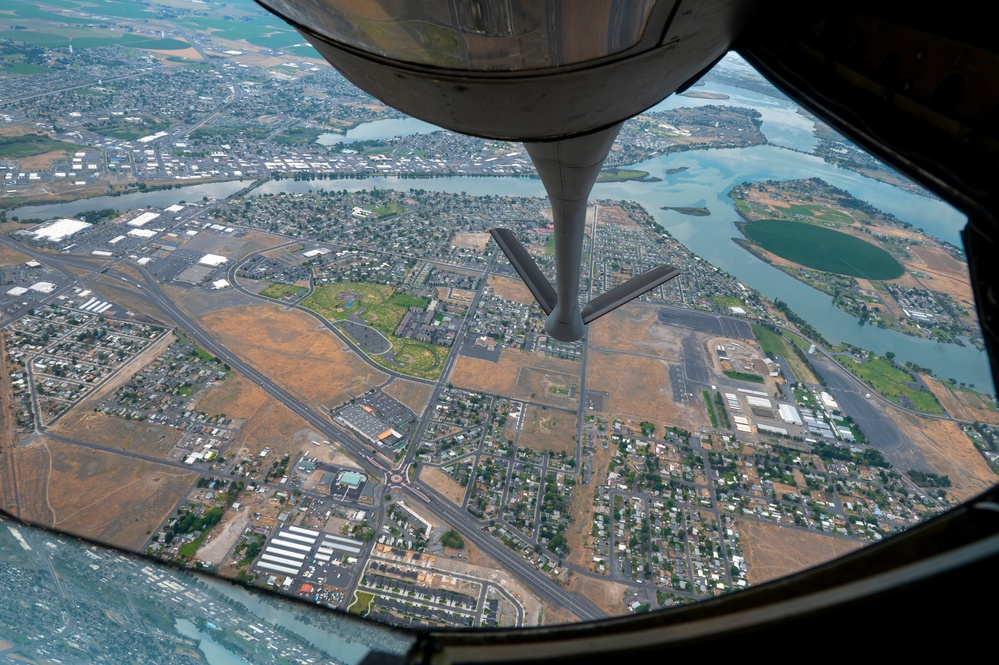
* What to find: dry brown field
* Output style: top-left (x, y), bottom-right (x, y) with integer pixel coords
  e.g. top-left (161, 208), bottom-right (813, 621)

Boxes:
top-left (588, 302), bottom-right (680, 358)
top-left (450, 348), bottom-right (581, 408)
top-left (419, 466), bottom-right (467, 506)
top-left (383, 378), bottom-right (434, 416)
top-left (51, 411), bottom-right (182, 459)
top-left (736, 519), bottom-right (864, 584)
top-left (197, 375), bottom-right (324, 459)
top-left (14, 436), bottom-right (197, 550)
top-left (541, 604), bottom-right (582, 626)
top-left (144, 46), bottom-right (202, 60)
top-left (884, 409), bottom-right (997, 501)
top-left (450, 232), bottom-right (491, 251)
top-left (586, 350), bottom-right (706, 431)
top-left (566, 574), bottom-right (628, 617)
top-left (517, 406), bottom-right (576, 455)
top-left (906, 245), bottom-right (975, 310)
top-left (487, 275), bottom-right (536, 306)
top-left (18, 151), bottom-right (69, 170)
top-left (191, 303), bottom-right (387, 410)
top-left (922, 376), bottom-right (999, 425)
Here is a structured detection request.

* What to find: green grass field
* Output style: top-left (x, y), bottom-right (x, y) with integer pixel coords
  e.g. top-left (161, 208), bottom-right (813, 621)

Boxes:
top-left (348, 591), bottom-right (375, 615)
top-left (260, 282), bottom-right (305, 299)
top-left (785, 203), bottom-right (855, 225)
top-left (846, 354), bottom-right (944, 413)
top-left (723, 370), bottom-right (764, 384)
top-left (712, 295), bottom-right (743, 309)
top-left (751, 323), bottom-right (786, 357)
top-left (0, 62), bottom-right (51, 75)
top-left (743, 219), bottom-right (904, 280)
top-left (0, 134), bottom-right (86, 159)
top-left (597, 168), bottom-right (652, 182)
top-left (302, 282), bottom-right (443, 379)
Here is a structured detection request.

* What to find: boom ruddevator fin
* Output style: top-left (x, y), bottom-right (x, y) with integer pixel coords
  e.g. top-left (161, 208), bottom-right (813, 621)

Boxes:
top-left (581, 264), bottom-right (680, 324)
top-left (490, 227), bottom-right (680, 328)
top-left (489, 227), bottom-right (557, 316)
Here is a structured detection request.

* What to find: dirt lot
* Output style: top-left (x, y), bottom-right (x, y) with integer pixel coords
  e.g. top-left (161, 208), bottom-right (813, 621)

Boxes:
top-left (450, 348), bottom-right (581, 408)
top-left (588, 302), bottom-right (681, 358)
top-left (736, 519), bottom-right (864, 584)
top-left (450, 232), bottom-right (491, 252)
top-left (923, 376), bottom-right (999, 425)
top-left (517, 405), bottom-right (577, 455)
top-left (566, 574), bottom-right (628, 617)
top-left (419, 466), bottom-right (467, 505)
top-left (191, 302), bottom-right (387, 411)
top-left (884, 409), bottom-right (997, 501)
top-left (595, 204), bottom-right (641, 228)
top-left (383, 378), bottom-right (435, 416)
top-left (587, 350), bottom-right (706, 431)
top-left (182, 229), bottom-right (287, 260)
top-left (196, 508), bottom-right (251, 565)
top-left (261, 243), bottom-right (305, 264)
top-left (14, 436), bottom-right (197, 551)
top-left (487, 275), bottom-right (536, 306)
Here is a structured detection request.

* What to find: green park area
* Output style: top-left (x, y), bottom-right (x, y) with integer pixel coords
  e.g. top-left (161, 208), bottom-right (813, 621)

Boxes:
top-left (743, 219), bottom-right (904, 280)
top-left (844, 353), bottom-right (944, 414)
top-left (348, 591), bottom-right (375, 615)
top-left (302, 282), bottom-right (443, 380)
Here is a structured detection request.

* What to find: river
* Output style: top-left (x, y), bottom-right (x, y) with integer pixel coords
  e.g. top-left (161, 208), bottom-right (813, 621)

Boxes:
top-left (6, 86), bottom-right (992, 391)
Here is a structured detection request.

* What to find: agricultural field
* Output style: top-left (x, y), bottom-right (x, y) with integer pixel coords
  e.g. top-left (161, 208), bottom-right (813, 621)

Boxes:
top-left (743, 220), bottom-right (904, 280)
top-left (302, 282), bottom-right (444, 380)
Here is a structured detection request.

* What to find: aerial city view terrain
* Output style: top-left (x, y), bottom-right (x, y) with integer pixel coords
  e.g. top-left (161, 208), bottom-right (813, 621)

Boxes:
top-left (1, 1), bottom-right (998, 662)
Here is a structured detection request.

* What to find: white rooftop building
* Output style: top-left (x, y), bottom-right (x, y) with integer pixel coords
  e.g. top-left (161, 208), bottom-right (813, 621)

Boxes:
top-left (198, 254), bottom-right (228, 267)
top-left (127, 211), bottom-right (160, 227)
top-left (31, 218), bottom-right (90, 242)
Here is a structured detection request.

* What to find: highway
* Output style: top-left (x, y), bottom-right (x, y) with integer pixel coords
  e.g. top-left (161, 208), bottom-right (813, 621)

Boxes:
top-left (33, 248), bottom-right (606, 622)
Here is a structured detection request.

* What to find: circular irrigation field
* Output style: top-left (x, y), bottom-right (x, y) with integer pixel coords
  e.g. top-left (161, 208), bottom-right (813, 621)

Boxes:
top-left (743, 219), bottom-right (904, 280)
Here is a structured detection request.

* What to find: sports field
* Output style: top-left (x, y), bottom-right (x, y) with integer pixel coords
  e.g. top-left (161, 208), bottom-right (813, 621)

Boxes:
top-left (743, 219), bottom-right (904, 280)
